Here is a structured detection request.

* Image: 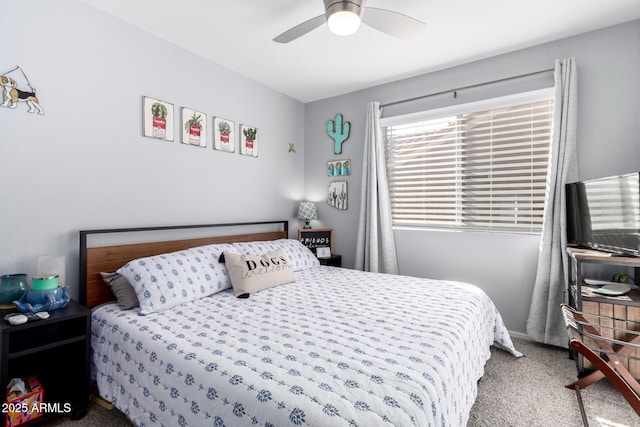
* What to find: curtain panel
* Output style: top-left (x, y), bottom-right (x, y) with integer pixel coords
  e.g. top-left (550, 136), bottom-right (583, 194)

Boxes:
top-left (355, 101), bottom-right (398, 274)
top-left (526, 58), bottom-right (579, 347)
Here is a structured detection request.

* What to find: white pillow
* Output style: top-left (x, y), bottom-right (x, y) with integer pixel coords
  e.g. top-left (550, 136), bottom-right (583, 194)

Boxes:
top-left (223, 248), bottom-right (296, 297)
top-left (117, 243), bottom-right (236, 315)
top-left (231, 239), bottom-right (319, 271)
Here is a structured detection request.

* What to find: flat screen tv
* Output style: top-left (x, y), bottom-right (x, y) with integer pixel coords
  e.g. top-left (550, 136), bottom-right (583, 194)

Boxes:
top-left (566, 172), bottom-right (640, 256)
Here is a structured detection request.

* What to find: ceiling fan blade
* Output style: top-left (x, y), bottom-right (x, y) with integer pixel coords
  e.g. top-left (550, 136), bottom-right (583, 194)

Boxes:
top-left (362, 7), bottom-right (426, 38)
top-left (273, 14), bottom-right (326, 43)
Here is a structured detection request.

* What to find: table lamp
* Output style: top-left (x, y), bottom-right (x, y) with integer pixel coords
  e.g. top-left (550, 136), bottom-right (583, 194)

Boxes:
top-left (297, 201), bottom-right (317, 229)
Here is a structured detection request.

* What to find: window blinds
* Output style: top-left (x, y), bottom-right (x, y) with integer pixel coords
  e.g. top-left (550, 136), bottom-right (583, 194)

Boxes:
top-left (383, 96), bottom-right (553, 232)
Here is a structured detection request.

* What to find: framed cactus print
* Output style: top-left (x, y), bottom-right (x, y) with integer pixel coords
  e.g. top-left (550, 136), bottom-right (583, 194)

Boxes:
top-left (328, 180), bottom-right (348, 210)
top-left (213, 117), bottom-right (235, 153)
top-left (181, 108), bottom-right (207, 147)
top-left (143, 96), bottom-right (174, 141)
top-left (327, 159), bottom-right (351, 176)
top-left (239, 124), bottom-right (258, 157)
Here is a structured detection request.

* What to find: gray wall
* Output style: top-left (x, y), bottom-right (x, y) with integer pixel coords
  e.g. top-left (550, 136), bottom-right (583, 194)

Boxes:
top-left (304, 20), bottom-right (640, 335)
top-left (0, 1), bottom-right (306, 299)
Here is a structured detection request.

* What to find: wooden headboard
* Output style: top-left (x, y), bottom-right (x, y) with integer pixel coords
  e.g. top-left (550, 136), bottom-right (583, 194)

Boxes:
top-left (79, 220), bottom-right (288, 307)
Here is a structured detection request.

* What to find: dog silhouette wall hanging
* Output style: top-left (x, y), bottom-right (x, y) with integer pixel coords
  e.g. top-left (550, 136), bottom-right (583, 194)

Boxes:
top-left (1, 66), bottom-right (44, 115)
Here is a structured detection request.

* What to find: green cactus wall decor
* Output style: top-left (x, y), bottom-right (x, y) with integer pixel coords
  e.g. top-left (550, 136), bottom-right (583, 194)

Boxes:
top-left (144, 97), bottom-right (174, 141)
top-left (181, 108), bottom-right (207, 147)
top-left (327, 113), bottom-right (350, 154)
top-left (213, 117), bottom-right (235, 152)
top-left (327, 180), bottom-right (348, 210)
top-left (327, 159), bottom-right (351, 176)
top-left (240, 124), bottom-right (258, 156)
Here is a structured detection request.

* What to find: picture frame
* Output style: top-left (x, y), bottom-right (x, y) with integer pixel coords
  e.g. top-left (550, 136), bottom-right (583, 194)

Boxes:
top-left (239, 124), bottom-right (258, 157)
top-left (316, 247), bottom-right (331, 258)
top-left (181, 107), bottom-right (207, 147)
top-left (327, 159), bottom-right (351, 176)
top-left (143, 96), bottom-right (174, 141)
top-left (328, 181), bottom-right (348, 210)
top-left (298, 228), bottom-right (333, 256)
top-left (213, 117), bottom-right (236, 152)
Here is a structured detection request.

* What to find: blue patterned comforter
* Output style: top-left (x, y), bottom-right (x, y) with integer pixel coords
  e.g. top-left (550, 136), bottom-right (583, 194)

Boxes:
top-left (91, 266), bottom-right (519, 427)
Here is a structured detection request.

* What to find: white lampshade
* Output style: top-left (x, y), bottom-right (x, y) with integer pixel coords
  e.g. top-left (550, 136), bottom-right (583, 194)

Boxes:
top-left (327, 10), bottom-right (361, 36)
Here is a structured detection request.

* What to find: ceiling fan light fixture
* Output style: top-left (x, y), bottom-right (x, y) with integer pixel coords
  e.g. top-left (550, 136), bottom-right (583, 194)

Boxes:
top-left (324, 0), bottom-right (364, 36)
top-left (274, 0), bottom-right (426, 44)
top-left (327, 10), bottom-right (361, 35)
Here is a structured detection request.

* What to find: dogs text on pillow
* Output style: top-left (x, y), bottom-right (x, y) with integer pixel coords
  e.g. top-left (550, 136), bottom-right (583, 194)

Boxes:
top-left (223, 248), bottom-right (296, 298)
top-left (230, 239), bottom-right (320, 271)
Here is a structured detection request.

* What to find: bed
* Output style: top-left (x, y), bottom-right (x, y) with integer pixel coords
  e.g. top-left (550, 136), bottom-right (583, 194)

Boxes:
top-left (81, 220), bottom-right (520, 427)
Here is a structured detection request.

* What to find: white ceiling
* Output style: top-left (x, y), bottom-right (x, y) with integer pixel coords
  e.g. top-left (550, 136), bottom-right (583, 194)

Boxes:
top-left (80, 0), bottom-right (640, 103)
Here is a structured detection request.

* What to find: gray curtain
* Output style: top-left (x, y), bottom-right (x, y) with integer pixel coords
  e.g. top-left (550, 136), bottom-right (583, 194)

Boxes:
top-left (355, 101), bottom-right (398, 274)
top-left (526, 58), bottom-right (578, 347)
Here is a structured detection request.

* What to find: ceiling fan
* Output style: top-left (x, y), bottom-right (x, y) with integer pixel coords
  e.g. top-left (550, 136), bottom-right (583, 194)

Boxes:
top-left (273, 0), bottom-right (426, 43)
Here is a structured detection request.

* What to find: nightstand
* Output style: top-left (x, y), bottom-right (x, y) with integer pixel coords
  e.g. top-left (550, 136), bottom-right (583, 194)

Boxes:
top-left (1, 299), bottom-right (91, 424)
top-left (318, 254), bottom-right (342, 267)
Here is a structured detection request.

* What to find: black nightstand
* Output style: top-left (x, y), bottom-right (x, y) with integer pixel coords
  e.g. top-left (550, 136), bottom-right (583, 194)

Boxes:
top-left (318, 254), bottom-right (342, 267)
top-left (1, 299), bottom-right (91, 424)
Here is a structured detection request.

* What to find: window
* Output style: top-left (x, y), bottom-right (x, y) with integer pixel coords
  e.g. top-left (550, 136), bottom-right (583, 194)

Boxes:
top-left (382, 90), bottom-right (554, 233)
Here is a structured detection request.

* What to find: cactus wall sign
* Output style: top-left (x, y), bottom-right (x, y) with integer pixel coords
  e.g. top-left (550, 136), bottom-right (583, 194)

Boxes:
top-left (328, 181), bottom-right (348, 210)
top-left (213, 117), bottom-right (235, 152)
top-left (327, 113), bottom-right (350, 154)
top-left (181, 107), bottom-right (207, 147)
top-left (143, 96), bottom-right (174, 141)
top-left (240, 124), bottom-right (258, 157)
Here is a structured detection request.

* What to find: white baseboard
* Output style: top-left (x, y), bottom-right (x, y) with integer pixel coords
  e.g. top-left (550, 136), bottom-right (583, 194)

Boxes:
top-left (508, 331), bottom-right (531, 341)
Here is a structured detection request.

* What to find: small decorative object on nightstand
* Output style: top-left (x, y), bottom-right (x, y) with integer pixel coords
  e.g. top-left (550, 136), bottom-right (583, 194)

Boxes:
top-left (0, 274), bottom-right (27, 309)
top-left (1, 299), bottom-right (91, 423)
top-left (297, 201), bottom-right (317, 229)
top-left (298, 228), bottom-right (333, 255)
top-left (318, 255), bottom-right (342, 267)
top-left (316, 247), bottom-right (331, 258)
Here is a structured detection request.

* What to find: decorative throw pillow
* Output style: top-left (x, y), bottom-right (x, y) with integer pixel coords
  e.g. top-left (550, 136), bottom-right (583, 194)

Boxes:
top-left (223, 248), bottom-right (296, 297)
top-left (100, 271), bottom-right (139, 310)
top-left (117, 243), bottom-right (237, 315)
top-left (231, 239), bottom-right (319, 271)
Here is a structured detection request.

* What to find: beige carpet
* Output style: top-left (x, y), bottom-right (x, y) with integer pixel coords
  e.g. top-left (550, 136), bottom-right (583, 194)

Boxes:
top-left (468, 337), bottom-right (639, 427)
top-left (44, 337), bottom-right (638, 426)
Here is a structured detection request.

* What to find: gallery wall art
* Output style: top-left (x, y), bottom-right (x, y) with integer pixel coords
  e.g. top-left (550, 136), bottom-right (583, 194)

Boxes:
top-left (143, 96), bottom-right (174, 141)
top-left (213, 117), bottom-right (235, 152)
top-left (328, 181), bottom-right (347, 210)
top-left (182, 108), bottom-right (207, 147)
top-left (141, 96), bottom-right (262, 156)
top-left (327, 159), bottom-right (350, 176)
top-left (240, 124), bottom-right (258, 157)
